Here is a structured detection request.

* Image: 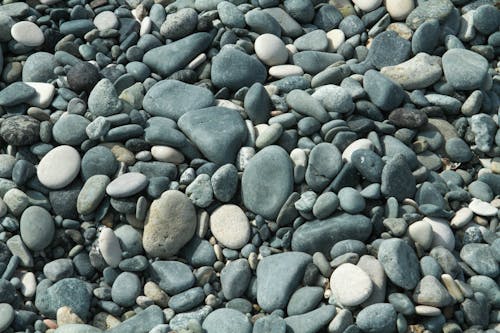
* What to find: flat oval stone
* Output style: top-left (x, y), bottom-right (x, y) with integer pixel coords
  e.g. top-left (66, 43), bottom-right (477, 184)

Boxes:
top-left (99, 227), bottom-right (122, 268)
top-left (469, 198), bottom-right (498, 217)
top-left (202, 308), bottom-right (252, 333)
top-left (0, 303), bottom-right (14, 332)
top-left (378, 238), bottom-right (420, 290)
top-left (330, 263), bottom-right (373, 307)
top-left (241, 145), bottom-right (293, 220)
top-left (210, 204), bottom-right (250, 249)
top-left (0, 115), bottom-right (40, 146)
top-left (106, 172), bottom-right (148, 198)
top-left (37, 145), bottom-right (81, 190)
top-left (11, 21), bottom-right (44, 47)
top-left (424, 217), bottom-right (455, 251)
top-left (255, 33), bottom-right (289, 66)
top-left (20, 206), bottom-right (55, 251)
top-left (111, 272), bottom-right (141, 307)
top-left (77, 175), bottom-right (109, 215)
top-left (52, 114), bottom-right (90, 145)
top-left (442, 48), bottom-right (489, 91)
top-left (306, 143), bottom-right (343, 191)
top-left (356, 303), bottom-right (397, 333)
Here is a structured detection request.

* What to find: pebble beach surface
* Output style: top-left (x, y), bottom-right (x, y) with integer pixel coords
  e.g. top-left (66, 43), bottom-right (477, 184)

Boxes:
top-left (0, 0), bottom-right (499, 333)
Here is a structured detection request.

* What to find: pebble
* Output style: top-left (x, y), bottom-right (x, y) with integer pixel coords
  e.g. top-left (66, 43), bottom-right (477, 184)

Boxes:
top-left (0, 303), bottom-right (14, 332)
top-left (202, 308), bottom-right (252, 333)
top-left (143, 190), bottom-right (197, 259)
top-left (408, 220), bottom-right (433, 250)
top-left (77, 175), bottom-right (109, 215)
top-left (469, 198), bottom-right (498, 217)
top-left (254, 33), bottom-right (288, 66)
top-left (338, 187), bottom-right (365, 214)
top-left (106, 172), bottom-right (148, 198)
top-left (0, 115), bottom-right (40, 146)
top-left (442, 48), bottom-right (489, 91)
top-left (386, 0), bottom-right (414, 20)
top-left (380, 53), bottom-right (442, 90)
top-left (378, 238), bottom-right (420, 290)
top-left (445, 137), bottom-right (472, 162)
top-left (98, 227), bottom-right (122, 268)
top-left (381, 154), bottom-right (416, 201)
top-left (330, 263), bottom-right (373, 307)
top-left (305, 143), bottom-right (342, 191)
top-left (254, 315), bottom-right (286, 333)
top-left (210, 204), bottom-right (250, 249)
top-left (160, 8), bottom-right (198, 39)
top-left (37, 145), bottom-right (81, 189)
top-left (413, 275), bottom-right (453, 307)
top-left (284, 305), bottom-right (336, 333)
top-left (93, 11), bottom-right (118, 31)
top-left (460, 243), bottom-right (499, 277)
top-left (356, 303), bottom-right (397, 333)
top-left (220, 259), bottom-right (252, 300)
top-left (211, 164), bottom-right (238, 202)
top-left (88, 79), bottom-right (122, 117)
top-left (364, 69), bottom-right (405, 112)
top-left (406, 0), bottom-right (454, 29)
top-left (20, 206), bottom-right (55, 251)
top-left (11, 21), bottom-right (44, 47)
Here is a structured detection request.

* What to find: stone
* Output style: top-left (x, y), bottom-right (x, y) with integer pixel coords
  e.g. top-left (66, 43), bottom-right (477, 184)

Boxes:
top-left (378, 238), bottom-right (420, 290)
top-left (445, 137), bottom-right (472, 162)
top-left (212, 47), bottom-right (267, 90)
top-left (244, 9), bottom-right (281, 36)
top-left (210, 204), bottom-right (250, 250)
top-left (311, 85), bottom-right (354, 114)
top-left (107, 305), bottom-right (164, 333)
top-left (22, 52), bottom-right (57, 82)
top-left (312, 192), bottom-right (339, 219)
top-left (44, 259), bottom-right (74, 282)
top-left (81, 146), bottom-right (118, 180)
top-left (356, 303), bottom-right (397, 333)
top-left (381, 154), bottom-right (416, 201)
top-left (111, 272), bottom-right (142, 307)
top-left (151, 146), bottom-right (184, 164)
top-left (367, 31), bottom-right (411, 69)
top-left (256, 252), bottom-right (311, 312)
top-left (470, 113), bottom-right (497, 153)
top-left (380, 53), bottom-right (442, 90)
top-left (241, 145), bottom-right (294, 220)
top-left (202, 308), bottom-right (252, 333)
top-left (67, 62), bottom-right (101, 94)
top-left (469, 198), bottom-right (498, 217)
top-left (286, 89), bottom-right (329, 123)
top-left (351, 149), bottom-right (384, 182)
top-left (24, 82), bottom-right (55, 108)
top-left (287, 286), bottom-right (324, 316)
top-left (0, 82), bottom-right (36, 106)
top-left (211, 164), bottom-right (238, 202)
top-left (178, 107), bottom-right (247, 165)
top-left (473, 5), bottom-right (499, 35)
top-left (37, 145), bottom-right (81, 190)
top-left (386, 0), bottom-right (414, 20)
top-left (253, 315), bottom-right (286, 333)
top-left (244, 82), bottom-right (272, 124)
top-left (52, 114), bottom-right (90, 145)
top-left (413, 275), bottom-right (453, 307)
top-left (338, 187), bottom-right (365, 214)
top-left (406, 0), bottom-right (454, 29)
top-left (442, 48), bottom-right (489, 91)
top-left (294, 29), bottom-right (328, 51)
top-left (20, 206), bottom-right (54, 251)
top-left (330, 263), bottom-right (373, 307)
top-left (168, 287), bottom-right (204, 312)
top-left (143, 33), bottom-right (212, 77)
top-left (54, 325), bottom-right (102, 333)
top-left (460, 243), bottom-right (499, 277)
top-left (142, 80), bottom-right (214, 121)
top-left (88, 79), bottom-right (122, 117)
top-left (284, 306), bottom-right (336, 333)
top-left (409, 220), bottom-right (433, 250)
top-left (77, 175), bottom-right (110, 215)
top-left (11, 21), bottom-right (44, 47)
top-left (357, 255), bottom-right (387, 306)
top-left (93, 11), bottom-right (118, 31)
top-left (0, 115), bottom-right (40, 146)
top-left (292, 213), bottom-right (372, 254)
top-left (364, 70), bottom-right (405, 112)
top-left (254, 33), bottom-right (288, 66)
top-left (185, 174), bottom-right (213, 207)
top-left (0, 303), bottom-right (14, 332)
top-left (143, 190), bottom-right (197, 259)
top-left (305, 143), bottom-right (342, 192)
top-left (160, 8), bottom-right (198, 39)
top-left (106, 172), bottom-right (148, 198)
top-left (352, 0), bottom-right (382, 12)
top-left (150, 260), bottom-right (195, 295)
top-left (388, 108), bottom-right (428, 128)
top-left (221, 259), bottom-right (252, 300)
top-left (98, 227), bottom-right (122, 268)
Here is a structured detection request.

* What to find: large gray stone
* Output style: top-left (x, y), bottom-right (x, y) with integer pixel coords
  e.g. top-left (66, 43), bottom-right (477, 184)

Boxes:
top-left (442, 49), bottom-right (489, 91)
top-left (378, 238), bottom-right (421, 290)
top-left (202, 308), bottom-right (252, 333)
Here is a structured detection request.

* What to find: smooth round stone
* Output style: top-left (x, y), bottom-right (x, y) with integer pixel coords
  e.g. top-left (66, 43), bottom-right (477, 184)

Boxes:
top-left (450, 207), bottom-right (473, 228)
top-left (202, 308), bottom-right (252, 333)
top-left (386, 0), bottom-right (414, 20)
top-left (312, 85), bottom-right (354, 114)
top-left (37, 145), bottom-right (81, 190)
top-left (352, 0), bottom-right (382, 11)
top-left (341, 138), bottom-right (373, 162)
top-left (330, 263), bottom-right (373, 307)
top-left (408, 220), bottom-right (433, 250)
top-left (160, 8), bottom-right (197, 40)
top-left (44, 259), bottom-right (74, 282)
top-left (413, 275), bottom-right (453, 307)
top-left (444, 137), bottom-right (472, 162)
top-left (11, 21), bottom-right (44, 47)
top-left (312, 191), bottom-right (339, 219)
top-left (151, 146), bottom-right (184, 164)
top-left (325, 29), bottom-right (345, 52)
top-left (88, 78), bottom-right (122, 117)
top-left (0, 115), bottom-right (40, 146)
top-left (0, 154), bottom-right (15, 178)
top-left (469, 198), bottom-right (498, 217)
top-left (305, 143), bottom-right (342, 192)
top-left (473, 5), bottom-right (499, 35)
top-left (106, 172), bottom-right (148, 198)
top-left (77, 175), bottom-right (109, 215)
top-left (425, 217), bottom-right (455, 251)
top-left (269, 65), bottom-right (303, 78)
top-left (338, 187), bottom-right (365, 214)
top-left (287, 286), bottom-right (324, 316)
top-left (460, 243), bottom-right (499, 277)
top-left (67, 62), bottom-right (101, 94)
top-left (99, 227), bottom-right (122, 268)
top-left (468, 180), bottom-right (493, 202)
top-left (22, 52), bottom-right (57, 82)
top-left (357, 303), bottom-right (397, 333)
top-left (294, 30), bottom-right (328, 51)
top-left (111, 272), bottom-right (141, 307)
top-left (442, 49), bottom-right (489, 91)
top-left (143, 190), bottom-right (197, 258)
top-left (378, 238), bottom-right (420, 290)
top-left (20, 206), bottom-right (55, 251)
top-left (254, 33), bottom-right (288, 66)
top-left (0, 303), bottom-right (14, 331)
top-left (93, 11), bottom-right (119, 31)
top-left (211, 164), bottom-right (238, 203)
top-left (221, 259), bottom-right (252, 300)
top-left (52, 114), bottom-right (90, 145)
top-left (210, 204), bottom-right (250, 250)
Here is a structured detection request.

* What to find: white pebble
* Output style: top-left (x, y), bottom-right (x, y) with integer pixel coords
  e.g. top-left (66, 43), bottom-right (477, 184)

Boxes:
top-left (326, 29), bottom-right (345, 52)
top-left (469, 198), bottom-right (498, 217)
top-left (254, 34), bottom-right (288, 66)
top-left (385, 0), bottom-right (415, 20)
top-left (99, 227), bottom-right (122, 268)
top-left (11, 21), bottom-right (44, 47)
top-left (269, 65), bottom-right (304, 78)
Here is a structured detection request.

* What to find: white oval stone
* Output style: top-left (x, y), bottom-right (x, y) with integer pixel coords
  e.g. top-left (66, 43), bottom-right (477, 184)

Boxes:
top-left (140, 16), bottom-right (152, 36)
top-left (353, 0), bottom-right (382, 12)
top-left (269, 65), bottom-right (304, 78)
top-left (151, 146), bottom-right (185, 164)
top-left (24, 82), bottom-right (56, 108)
top-left (37, 145), bottom-right (81, 190)
top-left (408, 219), bottom-right (433, 250)
top-left (326, 29), bottom-right (345, 52)
top-left (469, 198), bottom-right (498, 217)
top-left (210, 204), bottom-right (251, 249)
top-left (18, 271), bottom-right (36, 298)
top-left (330, 263), bottom-right (373, 307)
top-left (424, 217), bottom-right (455, 251)
top-left (11, 21), bottom-right (44, 47)
top-left (106, 172), bottom-right (148, 198)
top-left (254, 33), bottom-right (288, 66)
top-left (94, 11), bottom-right (119, 31)
top-left (99, 227), bottom-right (122, 268)
top-left (342, 138), bottom-right (373, 162)
top-left (450, 207), bottom-right (473, 228)
top-left (385, 0), bottom-right (414, 20)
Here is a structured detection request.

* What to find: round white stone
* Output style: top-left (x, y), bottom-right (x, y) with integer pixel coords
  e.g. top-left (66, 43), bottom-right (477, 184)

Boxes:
top-left (99, 227), bottom-right (122, 268)
top-left (151, 146), bottom-right (185, 164)
top-left (37, 145), bottom-right (81, 190)
top-left (385, 0), bottom-right (414, 20)
top-left (469, 198), bottom-right (498, 217)
top-left (210, 204), bottom-right (251, 249)
top-left (268, 65), bottom-right (304, 78)
top-left (425, 217), bottom-right (455, 251)
top-left (342, 138), bottom-right (373, 162)
top-left (106, 172), bottom-right (148, 198)
top-left (408, 219), bottom-right (433, 250)
top-left (330, 263), bottom-right (373, 307)
top-left (326, 29), bottom-right (345, 52)
top-left (450, 207), bottom-right (473, 228)
top-left (24, 82), bottom-right (56, 108)
top-left (352, 0), bottom-right (382, 12)
top-left (19, 271), bottom-right (37, 298)
top-left (93, 11), bottom-right (119, 31)
top-left (254, 33), bottom-right (288, 66)
top-left (11, 21), bottom-right (44, 47)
